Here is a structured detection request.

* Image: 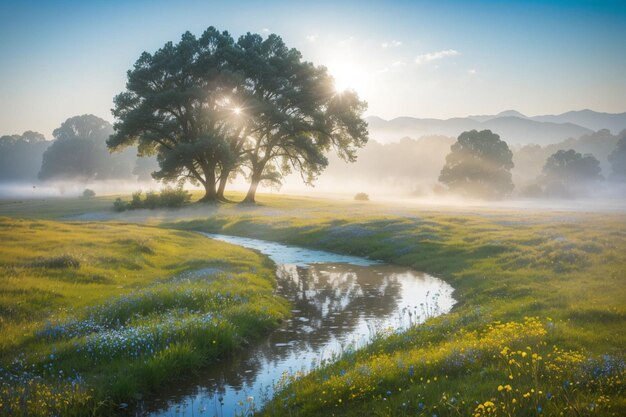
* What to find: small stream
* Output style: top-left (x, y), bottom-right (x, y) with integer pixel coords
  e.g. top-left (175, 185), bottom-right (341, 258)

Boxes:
top-left (142, 234), bottom-right (455, 417)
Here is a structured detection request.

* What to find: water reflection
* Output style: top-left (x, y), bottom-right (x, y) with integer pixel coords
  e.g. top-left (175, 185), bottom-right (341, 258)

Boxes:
top-left (141, 235), bottom-right (455, 417)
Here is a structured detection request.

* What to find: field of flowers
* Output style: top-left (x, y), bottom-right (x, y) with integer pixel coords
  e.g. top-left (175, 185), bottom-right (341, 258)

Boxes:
top-left (171, 196), bottom-right (626, 416)
top-left (1, 193), bottom-right (625, 416)
top-left (0, 218), bottom-right (289, 416)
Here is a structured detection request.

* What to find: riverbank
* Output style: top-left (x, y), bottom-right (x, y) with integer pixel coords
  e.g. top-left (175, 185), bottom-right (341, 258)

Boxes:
top-left (1, 193), bottom-right (625, 416)
top-left (0, 218), bottom-right (289, 417)
top-left (169, 198), bottom-right (626, 416)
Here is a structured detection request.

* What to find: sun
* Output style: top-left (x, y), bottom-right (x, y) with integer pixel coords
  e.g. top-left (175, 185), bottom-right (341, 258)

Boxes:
top-left (327, 60), bottom-right (366, 94)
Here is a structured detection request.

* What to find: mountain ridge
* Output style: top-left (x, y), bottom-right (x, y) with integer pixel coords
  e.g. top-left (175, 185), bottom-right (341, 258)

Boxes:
top-left (367, 109), bottom-right (626, 145)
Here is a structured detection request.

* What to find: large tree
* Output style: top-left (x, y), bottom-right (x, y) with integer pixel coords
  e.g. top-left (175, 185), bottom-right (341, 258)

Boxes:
top-left (108, 28), bottom-right (245, 202)
top-left (542, 149), bottom-right (602, 184)
top-left (0, 131), bottom-right (48, 182)
top-left (39, 115), bottom-right (135, 181)
top-left (608, 132), bottom-right (626, 180)
top-left (439, 129), bottom-right (514, 198)
top-left (234, 33), bottom-right (368, 203)
top-left (109, 27), bottom-right (368, 203)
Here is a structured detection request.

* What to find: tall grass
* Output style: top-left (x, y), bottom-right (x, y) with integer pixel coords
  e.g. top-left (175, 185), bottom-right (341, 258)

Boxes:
top-left (1, 193), bottom-right (625, 416)
top-left (0, 218), bottom-right (289, 416)
top-left (168, 197), bottom-right (626, 416)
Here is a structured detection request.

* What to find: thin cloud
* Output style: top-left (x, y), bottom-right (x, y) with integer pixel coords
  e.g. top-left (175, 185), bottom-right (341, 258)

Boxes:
top-left (306, 34), bottom-right (318, 43)
top-left (381, 40), bottom-right (402, 49)
top-left (468, 68), bottom-right (477, 75)
top-left (415, 49), bottom-right (459, 65)
top-left (339, 36), bottom-right (355, 46)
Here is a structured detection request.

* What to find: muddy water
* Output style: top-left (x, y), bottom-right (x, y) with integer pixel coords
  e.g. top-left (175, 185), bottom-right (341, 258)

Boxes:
top-left (142, 234), bottom-right (455, 417)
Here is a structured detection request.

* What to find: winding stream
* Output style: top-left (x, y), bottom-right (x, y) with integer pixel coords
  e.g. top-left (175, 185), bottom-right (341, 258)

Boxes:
top-left (142, 234), bottom-right (455, 416)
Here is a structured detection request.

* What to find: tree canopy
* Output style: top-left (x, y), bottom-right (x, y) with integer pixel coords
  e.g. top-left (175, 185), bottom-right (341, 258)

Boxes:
top-left (39, 115), bottom-right (136, 181)
top-left (0, 131), bottom-right (48, 182)
top-left (108, 27), bottom-right (368, 203)
top-left (608, 131), bottom-right (626, 180)
top-left (233, 33), bottom-right (368, 202)
top-left (541, 149), bottom-right (602, 184)
top-left (439, 129), bottom-right (514, 198)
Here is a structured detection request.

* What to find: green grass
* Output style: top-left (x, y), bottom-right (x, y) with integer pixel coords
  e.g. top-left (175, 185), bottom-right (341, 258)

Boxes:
top-left (0, 217), bottom-right (289, 416)
top-left (165, 196), bottom-right (626, 416)
top-left (1, 193), bottom-right (625, 416)
top-left (0, 195), bottom-right (119, 219)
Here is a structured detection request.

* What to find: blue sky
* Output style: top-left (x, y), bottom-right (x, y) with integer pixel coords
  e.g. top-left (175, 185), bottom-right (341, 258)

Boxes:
top-left (1, 0), bottom-right (625, 137)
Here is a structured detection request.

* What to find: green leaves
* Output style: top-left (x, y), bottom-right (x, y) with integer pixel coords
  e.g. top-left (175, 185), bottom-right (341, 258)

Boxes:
top-left (439, 130), bottom-right (515, 199)
top-left (110, 27), bottom-right (368, 202)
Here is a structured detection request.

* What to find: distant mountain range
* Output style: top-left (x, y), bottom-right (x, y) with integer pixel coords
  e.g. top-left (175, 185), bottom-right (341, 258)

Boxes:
top-left (367, 109), bottom-right (626, 145)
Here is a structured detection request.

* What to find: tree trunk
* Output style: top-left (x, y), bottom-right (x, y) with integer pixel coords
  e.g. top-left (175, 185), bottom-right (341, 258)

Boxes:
top-left (198, 171), bottom-right (218, 203)
top-left (216, 170), bottom-right (230, 202)
top-left (242, 170), bottom-right (262, 204)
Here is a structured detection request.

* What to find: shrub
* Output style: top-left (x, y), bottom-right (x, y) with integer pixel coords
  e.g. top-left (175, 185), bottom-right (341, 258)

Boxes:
top-left (159, 186), bottom-right (192, 207)
top-left (130, 191), bottom-right (143, 209)
top-left (112, 186), bottom-right (192, 211)
top-left (354, 192), bottom-right (369, 201)
top-left (82, 188), bottom-right (96, 198)
top-left (113, 197), bottom-right (127, 212)
top-left (144, 191), bottom-right (160, 209)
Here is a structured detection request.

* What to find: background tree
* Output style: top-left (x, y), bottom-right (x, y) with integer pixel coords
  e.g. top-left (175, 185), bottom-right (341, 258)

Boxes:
top-left (39, 115), bottom-right (135, 181)
top-left (234, 33), bottom-right (369, 203)
top-left (439, 129), bottom-right (514, 198)
top-left (608, 131), bottom-right (626, 180)
top-left (541, 149), bottom-right (602, 184)
top-left (0, 131), bottom-right (48, 182)
top-left (108, 28), bottom-right (243, 202)
top-left (132, 156), bottom-right (160, 182)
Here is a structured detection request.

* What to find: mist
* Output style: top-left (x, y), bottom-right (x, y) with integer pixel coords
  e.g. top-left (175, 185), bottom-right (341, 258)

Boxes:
top-left (2, 128), bottom-right (626, 213)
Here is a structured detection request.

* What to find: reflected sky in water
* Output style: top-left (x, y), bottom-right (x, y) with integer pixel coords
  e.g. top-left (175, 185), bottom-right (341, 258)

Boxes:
top-left (143, 234), bottom-right (455, 417)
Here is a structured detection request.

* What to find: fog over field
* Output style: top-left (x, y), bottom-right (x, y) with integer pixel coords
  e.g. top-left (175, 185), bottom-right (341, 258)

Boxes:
top-left (6, 114), bottom-right (625, 210)
top-left (1, 2), bottom-right (626, 417)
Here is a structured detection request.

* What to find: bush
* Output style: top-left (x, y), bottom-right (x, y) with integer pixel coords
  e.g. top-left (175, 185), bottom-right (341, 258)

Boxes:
top-left (159, 186), bottom-right (192, 207)
top-left (113, 198), bottom-right (127, 212)
top-left (112, 186), bottom-right (192, 211)
top-left (82, 188), bottom-right (96, 198)
top-left (354, 192), bottom-right (369, 201)
top-left (130, 191), bottom-right (143, 209)
top-left (144, 191), bottom-right (160, 209)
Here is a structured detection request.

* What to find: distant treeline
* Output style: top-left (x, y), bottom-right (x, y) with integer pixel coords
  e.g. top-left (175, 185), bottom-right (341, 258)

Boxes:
top-left (324, 128), bottom-right (626, 198)
top-left (3, 114), bottom-right (625, 200)
top-left (0, 114), bottom-right (158, 183)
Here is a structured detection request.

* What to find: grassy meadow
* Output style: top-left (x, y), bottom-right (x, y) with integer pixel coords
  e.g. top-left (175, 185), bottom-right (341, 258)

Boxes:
top-left (0, 193), bottom-right (625, 416)
top-left (0, 217), bottom-right (289, 416)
